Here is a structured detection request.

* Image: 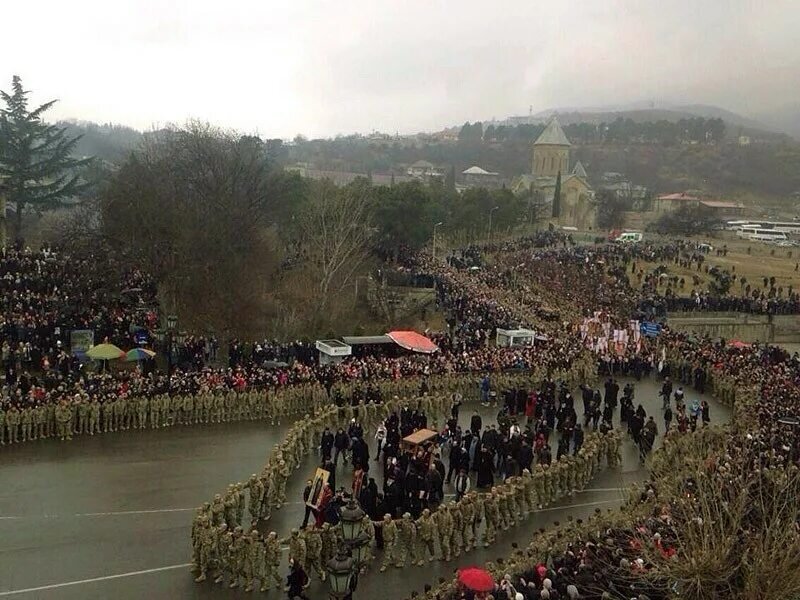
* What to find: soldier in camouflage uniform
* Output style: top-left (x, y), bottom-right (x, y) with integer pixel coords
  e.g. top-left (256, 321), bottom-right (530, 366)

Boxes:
top-left (380, 514), bottom-right (399, 572)
top-left (211, 493), bottom-right (225, 526)
top-left (193, 516), bottom-right (214, 582)
top-left (234, 483), bottom-right (245, 526)
top-left (416, 508), bottom-right (437, 564)
top-left (227, 526), bottom-right (245, 588)
top-left (260, 531), bottom-right (283, 591)
top-left (483, 489), bottom-right (500, 547)
top-left (288, 528), bottom-right (307, 568)
top-left (241, 530), bottom-right (259, 592)
top-left (448, 501), bottom-right (464, 558)
top-left (304, 524), bottom-right (325, 580)
top-left (224, 486), bottom-right (238, 528)
top-left (247, 474), bottom-right (265, 525)
top-left (360, 514), bottom-right (375, 570)
top-left (396, 512), bottom-right (418, 568)
top-left (435, 504), bottom-right (453, 561)
top-left (320, 522), bottom-right (336, 569)
top-left (20, 406), bottom-right (32, 442)
top-left (89, 400), bottom-right (100, 435)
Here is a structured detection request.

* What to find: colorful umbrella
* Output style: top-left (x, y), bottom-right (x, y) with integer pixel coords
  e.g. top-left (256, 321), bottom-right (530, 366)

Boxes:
top-left (457, 567), bottom-right (495, 592)
top-left (125, 348), bottom-right (156, 362)
top-left (85, 343), bottom-right (125, 360)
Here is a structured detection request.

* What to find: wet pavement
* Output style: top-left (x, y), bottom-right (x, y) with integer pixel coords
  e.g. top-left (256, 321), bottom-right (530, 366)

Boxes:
top-left (0, 376), bottom-right (730, 599)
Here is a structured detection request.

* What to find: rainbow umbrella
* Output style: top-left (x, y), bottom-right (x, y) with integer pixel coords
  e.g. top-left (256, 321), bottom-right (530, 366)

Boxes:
top-left (125, 348), bottom-right (157, 362)
top-left (86, 343), bottom-right (126, 361)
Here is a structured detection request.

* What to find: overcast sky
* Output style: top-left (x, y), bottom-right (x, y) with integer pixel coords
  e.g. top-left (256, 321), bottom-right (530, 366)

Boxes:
top-left (2, 0), bottom-right (798, 138)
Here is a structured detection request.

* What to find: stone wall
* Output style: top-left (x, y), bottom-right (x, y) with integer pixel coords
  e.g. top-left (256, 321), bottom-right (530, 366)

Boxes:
top-left (666, 312), bottom-right (800, 343)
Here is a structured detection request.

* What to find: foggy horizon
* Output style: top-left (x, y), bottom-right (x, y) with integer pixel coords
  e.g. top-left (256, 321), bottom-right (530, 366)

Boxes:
top-left (2, 0), bottom-right (798, 138)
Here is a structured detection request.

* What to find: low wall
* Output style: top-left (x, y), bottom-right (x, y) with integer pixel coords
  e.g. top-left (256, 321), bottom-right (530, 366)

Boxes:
top-left (666, 312), bottom-right (800, 343)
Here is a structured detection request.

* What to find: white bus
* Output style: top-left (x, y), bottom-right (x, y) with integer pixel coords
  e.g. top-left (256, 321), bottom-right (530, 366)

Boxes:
top-left (729, 220), bottom-right (800, 234)
top-left (737, 228), bottom-right (788, 242)
top-left (726, 220), bottom-right (753, 231)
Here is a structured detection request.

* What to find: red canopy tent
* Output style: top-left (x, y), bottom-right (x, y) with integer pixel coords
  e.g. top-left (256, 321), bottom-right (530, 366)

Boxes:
top-left (386, 330), bottom-right (439, 354)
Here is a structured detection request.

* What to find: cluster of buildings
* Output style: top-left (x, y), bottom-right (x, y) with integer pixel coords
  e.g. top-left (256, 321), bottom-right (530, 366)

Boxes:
top-left (283, 116), bottom-right (767, 232)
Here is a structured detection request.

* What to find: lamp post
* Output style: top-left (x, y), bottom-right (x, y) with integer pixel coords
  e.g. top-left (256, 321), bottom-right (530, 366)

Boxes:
top-left (326, 497), bottom-right (368, 599)
top-left (339, 497), bottom-right (365, 543)
top-left (154, 314), bottom-right (184, 394)
top-left (488, 205), bottom-right (499, 242)
top-left (326, 549), bottom-right (355, 599)
top-left (432, 221), bottom-right (443, 260)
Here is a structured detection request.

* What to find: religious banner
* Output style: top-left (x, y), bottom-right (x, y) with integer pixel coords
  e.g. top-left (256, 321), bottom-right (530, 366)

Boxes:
top-left (307, 467), bottom-right (330, 509)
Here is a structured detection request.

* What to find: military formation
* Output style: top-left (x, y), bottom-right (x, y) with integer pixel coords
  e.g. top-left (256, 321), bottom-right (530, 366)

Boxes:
top-left (0, 383), bottom-right (327, 446)
top-left (376, 428), bottom-right (621, 572)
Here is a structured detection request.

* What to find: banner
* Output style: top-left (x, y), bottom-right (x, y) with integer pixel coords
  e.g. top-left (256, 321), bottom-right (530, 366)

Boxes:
top-left (70, 330), bottom-right (94, 355)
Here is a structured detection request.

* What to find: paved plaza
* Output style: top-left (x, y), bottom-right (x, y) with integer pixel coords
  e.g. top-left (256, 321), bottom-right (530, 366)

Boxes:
top-left (0, 377), bottom-right (730, 599)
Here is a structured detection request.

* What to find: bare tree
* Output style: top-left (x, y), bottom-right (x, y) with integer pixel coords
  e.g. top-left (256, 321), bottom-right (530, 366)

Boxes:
top-left (296, 179), bottom-right (374, 314)
top-left (100, 121), bottom-right (282, 338)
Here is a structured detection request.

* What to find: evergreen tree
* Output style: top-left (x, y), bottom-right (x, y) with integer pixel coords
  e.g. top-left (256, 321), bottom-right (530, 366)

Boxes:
top-left (445, 165), bottom-right (456, 191)
top-left (0, 76), bottom-right (91, 240)
top-left (552, 170), bottom-right (562, 218)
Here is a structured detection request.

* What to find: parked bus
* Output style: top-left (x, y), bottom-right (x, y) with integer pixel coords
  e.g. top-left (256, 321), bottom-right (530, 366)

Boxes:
top-left (725, 220), bottom-right (753, 231)
top-left (737, 228), bottom-right (788, 242)
top-left (728, 220), bottom-right (800, 234)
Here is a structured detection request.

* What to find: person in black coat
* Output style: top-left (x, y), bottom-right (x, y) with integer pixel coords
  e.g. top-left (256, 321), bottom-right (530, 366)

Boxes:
top-left (573, 424), bottom-right (584, 455)
top-left (333, 429), bottom-right (349, 467)
top-left (470, 411), bottom-right (482, 435)
top-left (300, 480), bottom-right (313, 528)
top-left (285, 560), bottom-right (310, 599)
top-left (446, 442), bottom-right (465, 484)
top-left (476, 447), bottom-right (494, 488)
top-left (518, 440), bottom-right (534, 472)
top-left (351, 437), bottom-right (369, 468)
top-left (320, 427), bottom-right (334, 461)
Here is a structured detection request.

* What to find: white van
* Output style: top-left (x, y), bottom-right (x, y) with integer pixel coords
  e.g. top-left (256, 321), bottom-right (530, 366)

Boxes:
top-left (615, 232), bottom-right (643, 243)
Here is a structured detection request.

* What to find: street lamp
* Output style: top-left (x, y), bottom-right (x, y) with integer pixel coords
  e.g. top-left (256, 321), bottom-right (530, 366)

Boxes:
top-left (326, 549), bottom-right (355, 599)
top-left (339, 498), bottom-right (365, 542)
top-left (432, 221), bottom-right (443, 260)
top-left (488, 206), bottom-right (499, 242)
top-left (156, 315), bottom-right (181, 393)
top-left (325, 497), bottom-right (368, 599)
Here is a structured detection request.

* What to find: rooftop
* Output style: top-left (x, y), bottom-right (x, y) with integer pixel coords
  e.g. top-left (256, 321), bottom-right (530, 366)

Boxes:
top-left (657, 192), bottom-right (700, 201)
top-left (534, 117), bottom-right (571, 147)
top-left (462, 165), bottom-right (498, 176)
top-left (699, 200), bottom-right (744, 209)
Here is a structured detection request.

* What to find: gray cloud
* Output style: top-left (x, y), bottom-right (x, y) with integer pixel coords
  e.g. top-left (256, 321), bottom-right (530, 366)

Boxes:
top-left (1, 0), bottom-right (797, 137)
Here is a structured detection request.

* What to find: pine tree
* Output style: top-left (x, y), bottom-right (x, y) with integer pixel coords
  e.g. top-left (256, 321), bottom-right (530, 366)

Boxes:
top-left (0, 76), bottom-right (91, 240)
top-left (445, 165), bottom-right (456, 191)
top-left (552, 170), bottom-right (562, 218)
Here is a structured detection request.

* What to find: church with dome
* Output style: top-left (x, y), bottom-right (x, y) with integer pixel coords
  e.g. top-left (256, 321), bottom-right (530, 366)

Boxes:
top-left (512, 117), bottom-right (595, 230)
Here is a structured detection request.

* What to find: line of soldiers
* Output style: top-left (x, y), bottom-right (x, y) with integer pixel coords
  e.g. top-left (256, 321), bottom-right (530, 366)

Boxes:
top-left (1, 367), bottom-right (592, 448)
top-left (0, 383), bottom-right (326, 446)
top-left (192, 367), bottom-right (611, 588)
top-left (377, 429), bottom-right (622, 572)
top-left (200, 391), bottom-right (456, 543)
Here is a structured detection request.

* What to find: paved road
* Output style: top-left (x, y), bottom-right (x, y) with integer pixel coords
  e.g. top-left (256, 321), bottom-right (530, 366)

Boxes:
top-left (0, 377), bottom-right (730, 599)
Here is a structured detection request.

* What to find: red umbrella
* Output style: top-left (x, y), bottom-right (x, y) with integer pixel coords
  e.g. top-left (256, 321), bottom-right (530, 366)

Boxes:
top-left (458, 567), bottom-right (495, 592)
top-left (728, 339), bottom-right (750, 349)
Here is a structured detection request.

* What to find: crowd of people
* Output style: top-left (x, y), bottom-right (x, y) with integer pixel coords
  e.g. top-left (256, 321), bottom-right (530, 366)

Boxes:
top-left (9, 229), bottom-right (800, 599)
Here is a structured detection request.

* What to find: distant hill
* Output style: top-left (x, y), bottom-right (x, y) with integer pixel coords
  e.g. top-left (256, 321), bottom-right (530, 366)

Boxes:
top-left (58, 120), bottom-right (143, 163)
top-left (529, 104), bottom-right (787, 140)
top-left (754, 103), bottom-right (800, 139)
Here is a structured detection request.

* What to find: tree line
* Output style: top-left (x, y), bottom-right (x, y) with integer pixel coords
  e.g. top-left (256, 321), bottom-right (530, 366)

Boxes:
top-left (460, 116), bottom-right (726, 145)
